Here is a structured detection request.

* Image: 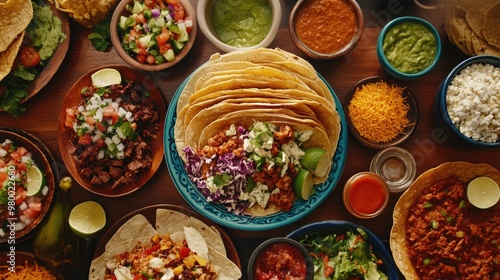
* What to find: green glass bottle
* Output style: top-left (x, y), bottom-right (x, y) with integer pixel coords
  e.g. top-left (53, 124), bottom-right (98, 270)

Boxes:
top-left (33, 176), bottom-right (83, 271)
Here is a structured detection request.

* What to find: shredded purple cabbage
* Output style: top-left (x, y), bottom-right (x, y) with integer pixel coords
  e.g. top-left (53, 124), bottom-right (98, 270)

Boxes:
top-left (182, 128), bottom-right (256, 215)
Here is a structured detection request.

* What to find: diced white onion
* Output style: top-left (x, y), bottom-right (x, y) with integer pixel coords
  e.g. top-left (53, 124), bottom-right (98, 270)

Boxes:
top-left (97, 150), bottom-right (105, 160)
top-left (116, 151), bottom-right (125, 160)
top-left (19, 201), bottom-right (27, 211)
top-left (0, 148), bottom-right (7, 157)
top-left (125, 112), bottom-right (133, 121)
top-left (112, 135), bottom-right (121, 144)
top-left (117, 143), bottom-right (125, 151)
top-left (42, 186), bottom-right (49, 196)
top-left (105, 137), bottom-right (113, 146)
top-left (15, 222), bottom-right (25, 231)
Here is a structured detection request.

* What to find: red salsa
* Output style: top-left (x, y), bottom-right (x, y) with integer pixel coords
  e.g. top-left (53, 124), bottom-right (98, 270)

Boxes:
top-left (254, 242), bottom-right (308, 280)
top-left (344, 172), bottom-right (389, 218)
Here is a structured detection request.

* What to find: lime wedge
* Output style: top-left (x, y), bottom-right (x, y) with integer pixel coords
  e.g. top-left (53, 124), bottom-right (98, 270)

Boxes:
top-left (300, 147), bottom-right (331, 177)
top-left (26, 165), bottom-right (45, 196)
top-left (91, 68), bottom-right (122, 88)
top-left (294, 169), bottom-right (314, 200)
top-left (467, 176), bottom-right (500, 209)
top-left (69, 201), bottom-right (106, 238)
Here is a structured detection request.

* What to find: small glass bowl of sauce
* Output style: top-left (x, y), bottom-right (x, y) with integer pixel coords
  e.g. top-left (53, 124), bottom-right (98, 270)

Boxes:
top-left (343, 172), bottom-right (390, 219)
top-left (370, 147), bottom-right (416, 193)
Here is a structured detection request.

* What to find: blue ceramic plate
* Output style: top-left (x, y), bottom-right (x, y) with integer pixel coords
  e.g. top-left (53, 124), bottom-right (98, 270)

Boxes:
top-left (286, 220), bottom-right (399, 279)
top-left (164, 73), bottom-right (348, 231)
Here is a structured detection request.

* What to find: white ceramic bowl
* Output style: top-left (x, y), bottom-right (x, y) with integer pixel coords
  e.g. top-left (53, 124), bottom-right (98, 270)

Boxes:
top-left (197, 0), bottom-right (281, 53)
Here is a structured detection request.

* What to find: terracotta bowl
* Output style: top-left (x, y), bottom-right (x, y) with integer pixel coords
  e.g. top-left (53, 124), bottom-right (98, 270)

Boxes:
top-left (57, 65), bottom-right (166, 197)
top-left (110, 0), bottom-right (197, 71)
top-left (289, 0), bottom-right (364, 60)
top-left (0, 251), bottom-right (64, 279)
top-left (0, 128), bottom-right (57, 245)
top-left (344, 76), bottom-right (419, 149)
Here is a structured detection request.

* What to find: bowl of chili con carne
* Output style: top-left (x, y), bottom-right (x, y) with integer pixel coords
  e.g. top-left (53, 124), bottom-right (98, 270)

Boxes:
top-left (377, 16), bottom-right (441, 79)
top-left (289, 0), bottom-right (364, 60)
top-left (248, 237), bottom-right (314, 280)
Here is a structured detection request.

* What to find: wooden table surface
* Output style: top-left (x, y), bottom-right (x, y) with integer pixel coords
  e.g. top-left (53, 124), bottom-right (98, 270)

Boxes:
top-left (2, 0), bottom-right (499, 278)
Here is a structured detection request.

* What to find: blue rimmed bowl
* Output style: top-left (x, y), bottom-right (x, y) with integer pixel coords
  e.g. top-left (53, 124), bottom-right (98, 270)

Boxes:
top-left (377, 16), bottom-right (441, 80)
top-left (433, 55), bottom-right (500, 148)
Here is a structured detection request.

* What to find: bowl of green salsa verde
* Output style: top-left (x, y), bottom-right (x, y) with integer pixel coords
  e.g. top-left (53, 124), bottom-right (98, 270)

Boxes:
top-left (197, 0), bottom-right (281, 53)
top-left (377, 16), bottom-right (441, 79)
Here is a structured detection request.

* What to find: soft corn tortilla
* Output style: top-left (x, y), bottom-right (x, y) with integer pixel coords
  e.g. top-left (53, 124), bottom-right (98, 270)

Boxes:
top-left (0, 0), bottom-right (32, 52)
top-left (390, 162), bottom-right (500, 280)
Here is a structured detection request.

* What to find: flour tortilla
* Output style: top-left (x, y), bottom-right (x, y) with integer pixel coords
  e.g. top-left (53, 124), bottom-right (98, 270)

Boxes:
top-left (390, 162), bottom-right (500, 279)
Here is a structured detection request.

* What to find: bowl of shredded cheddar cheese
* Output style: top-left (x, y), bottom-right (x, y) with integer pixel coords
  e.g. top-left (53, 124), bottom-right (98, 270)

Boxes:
top-left (0, 251), bottom-right (64, 279)
top-left (344, 76), bottom-right (419, 149)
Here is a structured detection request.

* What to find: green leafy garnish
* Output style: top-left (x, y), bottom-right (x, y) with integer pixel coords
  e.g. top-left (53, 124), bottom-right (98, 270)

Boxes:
top-left (88, 18), bottom-right (111, 52)
top-left (0, 88), bottom-right (28, 117)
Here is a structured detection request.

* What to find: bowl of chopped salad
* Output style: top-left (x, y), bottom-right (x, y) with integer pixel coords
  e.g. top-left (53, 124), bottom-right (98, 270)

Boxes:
top-left (286, 220), bottom-right (398, 280)
top-left (0, 128), bottom-right (57, 245)
top-left (110, 0), bottom-right (196, 71)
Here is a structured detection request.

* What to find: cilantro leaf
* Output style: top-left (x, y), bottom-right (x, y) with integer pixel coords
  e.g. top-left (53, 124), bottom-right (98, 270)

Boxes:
top-left (89, 18), bottom-right (111, 52)
top-left (0, 88), bottom-right (27, 117)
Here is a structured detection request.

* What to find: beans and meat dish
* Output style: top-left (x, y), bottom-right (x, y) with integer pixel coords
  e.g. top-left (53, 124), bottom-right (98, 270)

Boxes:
top-left (406, 175), bottom-right (500, 279)
top-left (64, 80), bottom-right (160, 189)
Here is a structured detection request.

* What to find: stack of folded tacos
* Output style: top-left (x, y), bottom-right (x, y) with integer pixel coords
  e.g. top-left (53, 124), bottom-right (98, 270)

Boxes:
top-left (0, 0), bottom-right (33, 80)
top-left (89, 209), bottom-right (241, 279)
top-left (174, 48), bottom-right (341, 183)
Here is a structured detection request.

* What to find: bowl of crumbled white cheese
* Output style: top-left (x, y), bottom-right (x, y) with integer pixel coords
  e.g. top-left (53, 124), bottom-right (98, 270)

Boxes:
top-left (434, 55), bottom-right (500, 147)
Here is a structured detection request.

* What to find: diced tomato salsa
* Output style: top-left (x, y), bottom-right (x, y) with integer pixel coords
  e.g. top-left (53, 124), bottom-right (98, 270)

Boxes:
top-left (0, 139), bottom-right (47, 240)
top-left (254, 242), bottom-right (308, 280)
top-left (118, 0), bottom-right (193, 65)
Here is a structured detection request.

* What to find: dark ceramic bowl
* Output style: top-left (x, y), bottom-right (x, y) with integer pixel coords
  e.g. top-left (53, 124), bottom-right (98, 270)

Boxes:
top-left (377, 16), bottom-right (441, 79)
top-left (433, 55), bottom-right (500, 148)
top-left (248, 237), bottom-right (314, 280)
top-left (287, 220), bottom-right (399, 279)
top-left (344, 76), bottom-right (419, 149)
top-left (0, 251), bottom-right (64, 279)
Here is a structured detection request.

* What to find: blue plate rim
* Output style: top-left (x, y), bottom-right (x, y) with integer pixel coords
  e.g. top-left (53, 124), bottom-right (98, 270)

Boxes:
top-left (164, 72), bottom-right (348, 231)
top-left (286, 220), bottom-right (399, 279)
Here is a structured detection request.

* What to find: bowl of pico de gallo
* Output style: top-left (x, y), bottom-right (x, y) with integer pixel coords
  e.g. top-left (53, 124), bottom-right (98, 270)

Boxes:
top-left (110, 0), bottom-right (197, 71)
top-left (0, 128), bottom-right (57, 245)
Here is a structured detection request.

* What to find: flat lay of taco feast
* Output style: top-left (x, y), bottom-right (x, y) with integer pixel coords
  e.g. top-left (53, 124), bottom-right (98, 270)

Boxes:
top-left (1, 0), bottom-right (499, 279)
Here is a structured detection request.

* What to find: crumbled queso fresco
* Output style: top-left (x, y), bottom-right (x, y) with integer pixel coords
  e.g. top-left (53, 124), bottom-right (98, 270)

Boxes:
top-left (446, 63), bottom-right (500, 143)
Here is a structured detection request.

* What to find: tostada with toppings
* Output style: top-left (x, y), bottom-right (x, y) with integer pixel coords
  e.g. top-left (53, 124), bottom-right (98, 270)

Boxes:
top-left (391, 161), bottom-right (500, 279)
top-left (174, 48), bottom-right (341, 217)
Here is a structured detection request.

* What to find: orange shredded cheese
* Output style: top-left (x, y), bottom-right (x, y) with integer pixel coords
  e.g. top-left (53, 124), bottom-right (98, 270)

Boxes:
top-left (348, 81), bottom-right (410, 143)
top-left (0, 260), bottom-right (57, 280)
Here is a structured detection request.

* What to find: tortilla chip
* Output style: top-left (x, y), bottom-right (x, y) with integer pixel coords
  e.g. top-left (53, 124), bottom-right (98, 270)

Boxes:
top-left (0, 0), bottom-right (32, 52)
top-left (483, 3), bottom-right (500, 48)
top-left (50, 0), bottom-right (116, 28)
top-left (0, 31), bottom-right (24, 81)
top-left (390, 162), bottom-right (500, 279)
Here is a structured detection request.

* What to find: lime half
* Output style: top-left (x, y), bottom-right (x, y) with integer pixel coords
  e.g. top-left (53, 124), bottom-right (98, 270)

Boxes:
top-left (69, 201), bottom-right (106, 238)
top-left (300, 147), bottom-right (331, 177)
top-left (294, 169), bottom-right (314, 200)
top-left (26, 165), bottom-right (45, 196)
top-left (467, 176), bottom-right (500, 209)
top-left (91, 68), bottom-right (122, 88)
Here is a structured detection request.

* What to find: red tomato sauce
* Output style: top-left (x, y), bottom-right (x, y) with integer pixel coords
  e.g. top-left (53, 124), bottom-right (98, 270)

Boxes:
top-left (348, 176), bottom-right (387, 214)
top-left (294, 0), bottom-right (357, 54)
top-left (254, 243), bottom-right (307, 280)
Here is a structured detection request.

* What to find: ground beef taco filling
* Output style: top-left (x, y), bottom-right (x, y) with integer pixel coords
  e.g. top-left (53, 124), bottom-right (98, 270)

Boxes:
top-left (406, 175), bottom-right (500, 279)
top-left (183, 121), bottom-right (313, 215)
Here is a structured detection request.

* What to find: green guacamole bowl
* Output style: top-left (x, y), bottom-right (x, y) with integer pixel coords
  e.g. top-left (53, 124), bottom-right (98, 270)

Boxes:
top-left (377, 16), bottom-right (441, 80)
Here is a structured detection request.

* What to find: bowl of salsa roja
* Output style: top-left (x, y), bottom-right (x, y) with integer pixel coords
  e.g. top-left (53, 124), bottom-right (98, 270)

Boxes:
top-left (289, 0), bottom-right (364, 60)
top-left (248, 237), bottom-right (314, 280)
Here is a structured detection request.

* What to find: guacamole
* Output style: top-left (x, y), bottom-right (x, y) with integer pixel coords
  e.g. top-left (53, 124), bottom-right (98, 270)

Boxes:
top-left (382, 21), bottom-right (437, 74)
top-left (0, 1), bottom-right (66, 116)
top-left (212, 0), bottom-right (272, 48)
